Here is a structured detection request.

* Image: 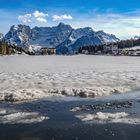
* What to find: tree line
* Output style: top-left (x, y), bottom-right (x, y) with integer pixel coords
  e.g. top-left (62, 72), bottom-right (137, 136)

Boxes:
top-left (78, 38), bottom-right (140, 54)
top-left (1, 37), bottom-right (140, 55)
top-left (118, 38), bottom-right (140, 49)
top-left (0, 41), bottom-right (10, 55)
top-left (0, 40), bottom-right (35, 55)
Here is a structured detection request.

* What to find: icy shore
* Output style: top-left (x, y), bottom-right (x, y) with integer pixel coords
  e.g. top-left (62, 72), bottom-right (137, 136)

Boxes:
top-left (0, 55), bottom-right (140, 102)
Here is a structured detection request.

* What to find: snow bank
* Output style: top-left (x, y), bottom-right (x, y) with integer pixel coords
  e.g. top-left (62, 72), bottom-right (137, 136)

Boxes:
top-left (76, 112), bottom-right (129, 121)
top-left (0, 109), bottom-right (7, 115)
top-left (0, 112), bottom-right (47, 124)
top-left (0, 55), bottom-right (140, 102)
top-left (0, 89), bottom-right (51, 102)
top-left (0, 108), bottom-right (48, 124)
top-left (76, 112), bottom-right (140, 125)
top-left (0, 86), bottom-right (131, 102)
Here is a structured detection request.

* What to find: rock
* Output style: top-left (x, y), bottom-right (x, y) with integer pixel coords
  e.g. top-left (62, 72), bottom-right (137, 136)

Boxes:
top-left (4, 94), bottom-right (15, 102)
top-left (78, 91), bottom-right (88, 98)
top-left (71, 101), bottom-right (133, 112)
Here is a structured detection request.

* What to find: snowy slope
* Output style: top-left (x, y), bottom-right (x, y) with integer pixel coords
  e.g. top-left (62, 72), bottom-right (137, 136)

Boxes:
top-left (4, 25), bottom-right (31, 47)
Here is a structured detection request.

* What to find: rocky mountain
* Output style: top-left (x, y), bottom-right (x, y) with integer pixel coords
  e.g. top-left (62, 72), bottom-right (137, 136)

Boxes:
top-left (4, 23), bottom-right (120, 54)
top-left (134, 36), bottom-right (140, 40)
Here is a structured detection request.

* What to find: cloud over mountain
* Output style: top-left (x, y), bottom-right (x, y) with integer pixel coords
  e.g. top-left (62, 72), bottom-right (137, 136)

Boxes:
top-left (18, 14), bottom-right (32, 23)
top-left (52, 14), bottom-right (73, 21)
top-left (18, 10), bottom-right (48, 23)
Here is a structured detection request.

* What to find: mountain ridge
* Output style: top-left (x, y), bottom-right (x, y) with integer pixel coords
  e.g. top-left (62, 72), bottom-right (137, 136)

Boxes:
top-left (3, 23), bottom-right (120, 54)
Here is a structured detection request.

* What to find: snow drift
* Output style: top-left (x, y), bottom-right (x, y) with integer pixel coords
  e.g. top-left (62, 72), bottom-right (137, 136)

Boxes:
top-left (0, 55), bottom-right (140, 102)
top-left (0, 108), bottom-right (48, 124)
top-left (76, 112), bottom-right (140, 125)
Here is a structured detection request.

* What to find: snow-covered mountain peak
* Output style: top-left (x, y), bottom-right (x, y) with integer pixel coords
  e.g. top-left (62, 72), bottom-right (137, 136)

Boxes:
top-left (4, 23), bottom-right (120, 54)
top-left (58, 22), bottom-right (70, 27)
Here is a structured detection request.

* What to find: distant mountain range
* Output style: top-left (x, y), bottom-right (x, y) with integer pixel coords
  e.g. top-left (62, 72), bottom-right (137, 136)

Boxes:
top-left (3, 23), bottom-right (120, 54)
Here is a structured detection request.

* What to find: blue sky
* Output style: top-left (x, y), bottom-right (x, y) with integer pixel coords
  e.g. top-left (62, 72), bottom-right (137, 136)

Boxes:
top-left (1, 0), bottom-right (140, 38)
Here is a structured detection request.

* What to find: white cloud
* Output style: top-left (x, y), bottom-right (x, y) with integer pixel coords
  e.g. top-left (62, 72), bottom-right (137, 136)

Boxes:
top-left (69, 10), bottom-right (140, 39)
top-left (18, 11), bottom-right (48, 23)
top-left (95, 13), bottom-right (140, 39)
top-left (52, 14), bottom-right (73, 21)
top-left (36, 17), bottom-right (47, 23)
top-left (33, 10), bottom-right (48, 18)
top-left (18, 14), bottom-right (32, 23)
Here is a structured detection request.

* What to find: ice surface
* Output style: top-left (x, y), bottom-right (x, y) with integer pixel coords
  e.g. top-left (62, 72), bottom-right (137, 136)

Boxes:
top-left (76, 112), bottom-right (140, 125)
top-left (0, 55), bottom-right (140, 102)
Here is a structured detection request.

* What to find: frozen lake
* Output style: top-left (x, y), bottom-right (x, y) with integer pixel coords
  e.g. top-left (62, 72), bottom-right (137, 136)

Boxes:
top-left (0, 55), bottom-right (140, 101)
top-left (0, 55), bottom-right (140, 140)
top-left (0, 91), bottom-right (140, 140)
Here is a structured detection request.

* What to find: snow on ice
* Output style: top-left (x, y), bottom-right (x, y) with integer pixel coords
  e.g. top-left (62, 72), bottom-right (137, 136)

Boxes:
top-left (76, 112), bottom-right (140, 125)
top-left (0, 55), bottom-right (140, 102)
top-left (0, 108), bottom-right (48, 124)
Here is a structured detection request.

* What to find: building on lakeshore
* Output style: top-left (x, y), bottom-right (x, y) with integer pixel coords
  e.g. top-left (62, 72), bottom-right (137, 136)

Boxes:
top-left (122, 46), bottom-right (140, 56)
top-left (41, 48), bottom-right (56, 55)
top-left (103, 43), bottom-right (118, 55)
